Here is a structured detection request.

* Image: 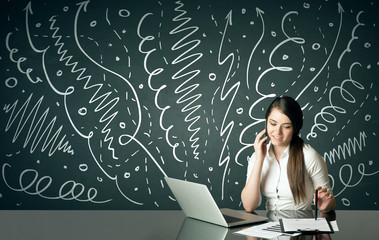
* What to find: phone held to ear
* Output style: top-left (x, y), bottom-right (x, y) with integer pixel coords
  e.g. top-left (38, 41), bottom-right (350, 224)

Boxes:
top-left (263, 133), bottom-right (269, 144)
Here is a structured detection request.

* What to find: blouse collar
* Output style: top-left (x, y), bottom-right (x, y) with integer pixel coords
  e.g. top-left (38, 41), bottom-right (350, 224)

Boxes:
top-left (267, 142), bottom-right (290, 160)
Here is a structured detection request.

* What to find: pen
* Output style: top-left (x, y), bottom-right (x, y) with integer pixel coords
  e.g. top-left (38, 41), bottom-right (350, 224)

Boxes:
top-left (315, 189), bottom-right (318, 220)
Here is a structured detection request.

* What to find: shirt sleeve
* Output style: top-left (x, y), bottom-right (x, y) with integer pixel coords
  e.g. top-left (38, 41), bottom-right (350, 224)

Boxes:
top-left (246, 152), bottom-right (255, 184)
top-left (245, 152), bottom-right (263, 207)
top-left (304, 144), bottom-right (333, 194)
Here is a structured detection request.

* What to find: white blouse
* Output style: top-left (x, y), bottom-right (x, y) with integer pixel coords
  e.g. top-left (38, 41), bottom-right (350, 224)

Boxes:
top-left (246, 143), bottom-right (332, 210)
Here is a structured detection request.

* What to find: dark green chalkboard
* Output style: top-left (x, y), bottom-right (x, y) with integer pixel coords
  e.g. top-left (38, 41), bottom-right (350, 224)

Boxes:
top-left (1, 0), bottom-right (378, 210)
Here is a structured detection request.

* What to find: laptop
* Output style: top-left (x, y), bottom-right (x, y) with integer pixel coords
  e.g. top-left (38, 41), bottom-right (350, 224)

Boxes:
top-left (165, 177), bottom-right (268, 227)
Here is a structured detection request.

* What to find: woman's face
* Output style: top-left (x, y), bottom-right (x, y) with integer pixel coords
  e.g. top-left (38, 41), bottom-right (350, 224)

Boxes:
top-left (266, 108), bottom-right (294, 148)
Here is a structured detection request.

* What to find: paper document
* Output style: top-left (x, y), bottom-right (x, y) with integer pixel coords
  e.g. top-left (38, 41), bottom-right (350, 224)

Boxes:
top-left (280, 218), bottom-right (332, 233)
top-left (235, 221), bottom-right (300, 238)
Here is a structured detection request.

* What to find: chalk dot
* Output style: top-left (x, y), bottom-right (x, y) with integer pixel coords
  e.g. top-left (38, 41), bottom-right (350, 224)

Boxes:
top-left (90, 20), bottom-right (97, 27)
top-left (365, 114), bottom-right (371, 121)
top-left (282, 54), bottom-right (288, 60)
top-left (135, 166), bottom-right (140, 171)
top-left (312, 43), bottom-right (320, 50)
top-left (78, 107), bottom-right (87, 116)
top-left (303, 2), bottom-right (310, 9)
top-left (134, 187), bottom-right (138, 191)
top-left (235, 181), bottom-right (239, 185)
top-left (37, 160), bottom-right (40, 164)
top-left (239, 123), bottom-right (243, 126)
top-left (56, 70), bottom-right (63, 76)
top-left (242, 34), bottom-right (247, 38)
top-left (314, 86), bottom-right (319, 92)
top-left (108, 43), bottom-right (112, 47)
top-left (0, 193), bottom-right (2, 198)
top-left (203, 33), bottom-right (206, 37)
top-left (250, 21), bottom-right (254, 25)
top-left (124, 172), bottom-right (131, 178)
top-left (122, 29), bottom-right (126, 34)
top-left (79, 164), bottom-right (88, 172)
top-left (119, 122), bottom-right (126, 129)
top-left (63, 165), bottom-right (67, 169)
top-left (369, 160), bottom-right (373, 165)
top-left (271, 82), bottom-right (276, 87)
top-left (367, 64), bottom-right (371, 69)
top-left (139, 84), bottom-right (144, 89)
top-left (329, 23), bottom-right (334, 27)
top-left (209, 73), bottom-right (216, 81)
top-left (258, 66), bottom-right (261, 70)
top-left (119, 9), bottom-right (130, 18)
top-left (310, 67), bottom-right (316, 72)
top-left (209, 167), bottom-right (213, 171)
top-left (241, 8), bottom-right (246, 14)
top-left (115, 56), bottom-right (120, 61)
top-left (63, 6), bottom-right (69, 12)
top-left (236, 108), bottom-right (243, 114)
top-left (271, 31), bottom-right (277, 37)
top-left (364, 42), bottom-right (371, 48)
top-left (341, 198), bottom-right (351, 206)
top-left (5, 77), bottom-right (17, 88)
top-left (97, 177), bottom-right (103, 182)
top-left (35, 23), bottom-right (41, 28)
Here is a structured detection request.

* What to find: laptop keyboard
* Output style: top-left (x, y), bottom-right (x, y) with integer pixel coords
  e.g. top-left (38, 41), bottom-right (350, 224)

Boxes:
top-left (222, 214), bottom-right (245, 223)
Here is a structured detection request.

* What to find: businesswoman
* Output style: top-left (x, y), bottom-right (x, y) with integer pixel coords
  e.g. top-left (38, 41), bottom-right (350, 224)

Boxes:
top-left (241, 96), bottom-right (336, 212)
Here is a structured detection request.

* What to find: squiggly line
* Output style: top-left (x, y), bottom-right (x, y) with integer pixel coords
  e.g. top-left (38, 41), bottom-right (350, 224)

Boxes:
top-left (307, 62), bottom-right (364, 139)
top-left (75, 1), bottom-right (141, 145)
top-left (324, 132), bottom-right (367, 164)
top-left (329, 163), bottom-right (379, 198)
top-left (241, 11), bottom-right (302, 160)
top-left (247, 11), bottom-right (304, 121)
top-left (337, 11), bottom-right (365, 69)
top-left (170, 1), bottom-right (203, 160)
top-left (3, 93), bottom-right (74, 156)
top-left (2, 163), bottom-right (111, 203)
top-left (217, 11), bottom-right (242, 200)
top-left (137, 12), bottom-right (183, 163)
top-left (324, 131), bottom-right (367, 165)
top-left (5, 31), bottom-right (44, 85)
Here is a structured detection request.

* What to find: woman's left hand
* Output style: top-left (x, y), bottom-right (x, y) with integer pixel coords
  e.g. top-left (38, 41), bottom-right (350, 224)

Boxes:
top-left (314, 186), bottom-right (336, 212)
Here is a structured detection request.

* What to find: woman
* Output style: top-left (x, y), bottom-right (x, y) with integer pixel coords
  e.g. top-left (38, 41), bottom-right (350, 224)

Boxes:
top-left (241, 96), bottom-right (336, 212)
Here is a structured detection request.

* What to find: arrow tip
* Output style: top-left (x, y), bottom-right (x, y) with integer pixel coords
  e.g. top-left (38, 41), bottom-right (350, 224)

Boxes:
top-left (76, 0), bottom-right (90, 12)
top-left (256, 7), bottom-right (265, 16)
top-left (226, 10), bottom-right (232, 25)
top-left (24, 1), bottom-right (33, 14)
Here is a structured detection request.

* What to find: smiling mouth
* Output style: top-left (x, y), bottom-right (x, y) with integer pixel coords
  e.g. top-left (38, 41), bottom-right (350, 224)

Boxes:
top-left (272, 135), bottom-right (282, 140)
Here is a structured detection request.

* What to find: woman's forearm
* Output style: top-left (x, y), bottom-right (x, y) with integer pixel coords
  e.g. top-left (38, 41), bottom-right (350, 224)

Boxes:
top-left (241, 160), bottom-right (264, 212)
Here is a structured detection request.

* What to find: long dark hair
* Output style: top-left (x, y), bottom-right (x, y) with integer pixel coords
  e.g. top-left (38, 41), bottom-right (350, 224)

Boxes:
top-left (265, 96), bottom-right (306, 204)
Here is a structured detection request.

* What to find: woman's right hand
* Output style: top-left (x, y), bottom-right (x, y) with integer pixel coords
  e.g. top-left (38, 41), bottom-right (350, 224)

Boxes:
top-left (241, 128), bottom-right (268, 212)
top-left (254, 129), bottom-right (268, 163)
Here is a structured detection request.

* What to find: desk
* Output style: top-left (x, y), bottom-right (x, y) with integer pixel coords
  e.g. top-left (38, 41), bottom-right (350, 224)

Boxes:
top-left (0, 210), bottom-right (378, 240)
